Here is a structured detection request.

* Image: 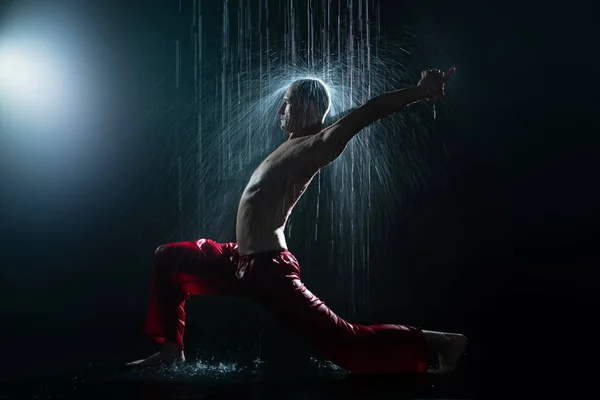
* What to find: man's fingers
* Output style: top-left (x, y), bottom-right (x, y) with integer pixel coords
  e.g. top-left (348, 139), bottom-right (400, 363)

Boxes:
top-left (444, 67), bottom-right (456, 80)
top-left (421, 67), bottom-right (455, 85)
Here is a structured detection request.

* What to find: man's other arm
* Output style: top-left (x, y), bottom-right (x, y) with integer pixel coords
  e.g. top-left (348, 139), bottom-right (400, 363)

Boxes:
top-left (314, 85), bottom-right (425, 165)
top-left (313, 67), bottom-right (455, 166)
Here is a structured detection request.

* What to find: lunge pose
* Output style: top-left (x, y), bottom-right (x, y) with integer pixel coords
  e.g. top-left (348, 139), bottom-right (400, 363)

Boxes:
top-left (128, 67), bottom-right (467, 373)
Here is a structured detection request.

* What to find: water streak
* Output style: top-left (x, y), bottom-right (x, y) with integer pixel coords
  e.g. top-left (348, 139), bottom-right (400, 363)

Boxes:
top-left (182, 0), bottom-right (435, 325)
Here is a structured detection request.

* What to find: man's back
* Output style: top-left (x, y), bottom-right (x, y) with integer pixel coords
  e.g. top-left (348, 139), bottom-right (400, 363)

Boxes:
top-left (235, 135), bottom-right (323, 255)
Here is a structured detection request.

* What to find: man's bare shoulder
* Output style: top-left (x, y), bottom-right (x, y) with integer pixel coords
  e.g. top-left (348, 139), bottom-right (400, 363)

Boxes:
top-left (282, 134), bottom-right (318, 148)
top-left (271, 135), bottom-right (322, 162)
top-left (285, 128), bottom-right (343, 168)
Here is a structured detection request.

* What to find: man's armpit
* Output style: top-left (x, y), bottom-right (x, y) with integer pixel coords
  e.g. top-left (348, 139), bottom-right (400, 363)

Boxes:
top-left (310, 130), bottom-right (346, 167)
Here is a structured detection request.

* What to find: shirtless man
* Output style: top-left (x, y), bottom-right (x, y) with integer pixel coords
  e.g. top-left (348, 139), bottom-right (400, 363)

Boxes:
top-left (128, 67), bottom-right (468, 374)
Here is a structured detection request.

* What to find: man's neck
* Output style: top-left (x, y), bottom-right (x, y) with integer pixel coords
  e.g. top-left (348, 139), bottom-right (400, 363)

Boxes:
top-left (288, 123), bottom-right (323, 140)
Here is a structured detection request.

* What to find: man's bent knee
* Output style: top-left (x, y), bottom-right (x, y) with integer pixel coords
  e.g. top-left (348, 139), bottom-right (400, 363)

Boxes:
top-left (153, 244), bottom-right (183, 274)
top-left (153, 241), bottom-right (210, 273)
top-left (154, 244), bottom-right (172, 263)
top-left (155, 245), bottom-right (168, 257)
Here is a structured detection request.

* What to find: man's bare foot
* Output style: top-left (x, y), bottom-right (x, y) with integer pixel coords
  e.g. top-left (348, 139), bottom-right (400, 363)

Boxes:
top-left (437, 334), bottom-right (468, 373)
top-left (126, 341), bottom-right (186, 367)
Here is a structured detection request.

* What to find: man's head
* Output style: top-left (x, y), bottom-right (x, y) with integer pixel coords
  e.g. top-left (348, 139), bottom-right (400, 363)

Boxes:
top-left (278, 78), bottom-right (331, 134)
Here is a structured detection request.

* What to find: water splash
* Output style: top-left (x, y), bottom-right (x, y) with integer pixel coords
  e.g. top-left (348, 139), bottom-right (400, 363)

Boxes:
top-left (113, 357), bottom-right (344, 382)
top-left (127, 360), bottom-right (251, 382)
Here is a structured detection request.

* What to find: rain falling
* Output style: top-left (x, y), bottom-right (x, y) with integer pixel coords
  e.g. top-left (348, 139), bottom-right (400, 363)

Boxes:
top-left (170, 0), bottom-right (441, 320)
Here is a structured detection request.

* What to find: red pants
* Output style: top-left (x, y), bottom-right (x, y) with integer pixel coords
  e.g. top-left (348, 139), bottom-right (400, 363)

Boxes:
top-left (142, 238), bottom-right (428, 373)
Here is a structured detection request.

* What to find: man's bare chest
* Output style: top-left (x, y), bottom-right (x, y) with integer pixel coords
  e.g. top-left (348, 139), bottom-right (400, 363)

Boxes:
top-left (247, 141), bottom-right (306, 186)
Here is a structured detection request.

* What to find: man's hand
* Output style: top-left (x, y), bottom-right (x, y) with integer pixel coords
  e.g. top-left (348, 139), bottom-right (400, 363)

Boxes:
top-left (417, 67), bottom-right (456, 100)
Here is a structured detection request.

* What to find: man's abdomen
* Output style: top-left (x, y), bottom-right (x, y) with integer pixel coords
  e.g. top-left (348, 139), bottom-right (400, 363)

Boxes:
top-left (235, 183), bottom-right (294, 255)
top-left (236, 225), bottom-right (288, 256)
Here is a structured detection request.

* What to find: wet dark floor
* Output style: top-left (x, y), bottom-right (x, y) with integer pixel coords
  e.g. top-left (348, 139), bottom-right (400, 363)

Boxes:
top-left (0, 360), bottom-right (475, 399)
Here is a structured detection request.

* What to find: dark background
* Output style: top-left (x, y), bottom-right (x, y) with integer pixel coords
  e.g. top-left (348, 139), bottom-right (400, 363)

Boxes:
top-left (1, 0), bottom-right (597, 394)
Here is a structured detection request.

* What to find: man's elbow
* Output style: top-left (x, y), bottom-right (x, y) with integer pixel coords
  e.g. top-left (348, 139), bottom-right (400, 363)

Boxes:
top-left (335, 103), bottom-right (380, 136)
top-left (361, 99), bottom-right (387, 125)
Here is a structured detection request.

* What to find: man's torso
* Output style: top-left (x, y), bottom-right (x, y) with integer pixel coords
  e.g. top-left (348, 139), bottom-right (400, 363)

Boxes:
top-left (236, 135), bottom-right (322, 255)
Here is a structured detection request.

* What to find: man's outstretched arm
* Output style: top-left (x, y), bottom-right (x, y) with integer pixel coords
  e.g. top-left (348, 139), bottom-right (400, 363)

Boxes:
top-left (316, 67), bottom-right (455, 164)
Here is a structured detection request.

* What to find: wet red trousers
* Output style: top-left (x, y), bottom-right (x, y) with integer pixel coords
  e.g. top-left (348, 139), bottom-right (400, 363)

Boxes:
top-left (142, 239), bottom-right (428, 373)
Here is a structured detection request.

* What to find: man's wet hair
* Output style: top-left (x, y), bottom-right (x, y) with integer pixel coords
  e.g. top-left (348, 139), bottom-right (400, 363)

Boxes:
top-left (290, 79), bottom-right (331, 122)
